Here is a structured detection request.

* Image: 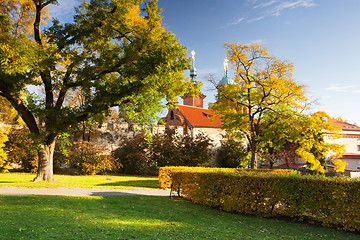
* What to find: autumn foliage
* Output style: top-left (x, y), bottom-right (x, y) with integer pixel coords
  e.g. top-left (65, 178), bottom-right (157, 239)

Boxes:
top-left (158, 166), bottom-right (297, 189)
top-left (163, 167), bottom-right (360, 232)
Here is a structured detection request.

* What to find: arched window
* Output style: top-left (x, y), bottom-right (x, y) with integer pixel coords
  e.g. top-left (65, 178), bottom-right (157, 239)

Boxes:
top-left (170, 110), bottom-right (175, 120)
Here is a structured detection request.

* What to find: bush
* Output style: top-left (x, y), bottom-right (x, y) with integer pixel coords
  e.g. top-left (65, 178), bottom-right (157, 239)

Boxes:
top-left (5, 127), bottom-right (38, 172)
top-left (68, 140), bottom-right (118, 175)
top-left (166, 167), bottom-right (360, 232)
top-left (112, 129), bottom-right (214, 175)
top-left (112, 133), bottom-right (155, 175)
top-left (152, 128), bottom-right (213, 167)
top-left (215, 137), bottom-right (248, 168)
top-left (159, 166), bottom-right (297, 189)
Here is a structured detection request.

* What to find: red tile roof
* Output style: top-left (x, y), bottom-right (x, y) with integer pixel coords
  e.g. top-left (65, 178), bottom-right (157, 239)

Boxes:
top-left (339, 153), bottom-right (360, 159)
top-left (329, 121), bottom-right (360, 131)
top-left (177, 105), bottom-right (222, 128)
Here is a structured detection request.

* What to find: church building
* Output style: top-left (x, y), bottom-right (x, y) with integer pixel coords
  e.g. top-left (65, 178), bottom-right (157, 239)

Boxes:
top-left (160, 51), bottom-right (233, 146)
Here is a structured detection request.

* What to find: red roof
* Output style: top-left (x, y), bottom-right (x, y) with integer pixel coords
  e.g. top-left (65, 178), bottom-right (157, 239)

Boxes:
top-left (329, 121), bottom-right (360, 131)
top-left (177, 105), bottom-right (222, 128)
top-left (339, 153), bottom-right (360, 159)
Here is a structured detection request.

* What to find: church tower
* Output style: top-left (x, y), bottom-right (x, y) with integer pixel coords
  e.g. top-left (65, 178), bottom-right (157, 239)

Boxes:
top-left (181, 50), bottom-right (206, 108)
top-left (217, 58), bottom-right (235, 87)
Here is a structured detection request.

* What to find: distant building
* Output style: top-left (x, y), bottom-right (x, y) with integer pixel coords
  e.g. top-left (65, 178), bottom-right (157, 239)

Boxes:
top-left (158, 52), bottom-right (233, 146)
top-left (326, 121), bottom-right (360, 177)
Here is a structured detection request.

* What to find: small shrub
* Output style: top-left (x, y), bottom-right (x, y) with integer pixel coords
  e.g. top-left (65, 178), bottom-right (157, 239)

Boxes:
top-left (112, 133), bottom-right (154, 175)
top-left (215, 137), bottom-right (248, 168)
top-left (68, 140), bottom-right (118, 175)
top-left (5, 127), bottom-right (38, 172)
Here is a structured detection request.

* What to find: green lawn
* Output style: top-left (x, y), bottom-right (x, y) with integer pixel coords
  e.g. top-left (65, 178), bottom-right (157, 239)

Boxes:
top-left (0, 173), bottom-right (159, 189)
top-left (0, 195), bottom-right (358, 240)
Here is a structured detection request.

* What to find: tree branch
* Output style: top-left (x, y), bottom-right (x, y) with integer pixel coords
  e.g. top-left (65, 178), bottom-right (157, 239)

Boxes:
top-left (0, 80), bottom-right (39, 134)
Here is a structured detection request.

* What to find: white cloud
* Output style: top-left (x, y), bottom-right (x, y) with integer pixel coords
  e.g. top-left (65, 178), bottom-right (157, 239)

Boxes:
top-left (247, 16), bottom-right (265, 23)
top-left (253, 0), bottom-right (280, 9)
top-left (325, 84), bottom-right (357, 92)
top-left (242, 0), bottom-right (316, 24)
top-left (219, 17), bottom-right (245, 29)
top-left (270, 0), bottom-right (316, 16)
top-left (243, 39), bottom-right (268, 45)
top-left (230, 18), bottom-right (245, 26)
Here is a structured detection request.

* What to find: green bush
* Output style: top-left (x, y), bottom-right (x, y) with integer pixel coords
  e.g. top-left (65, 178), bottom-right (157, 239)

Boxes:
top-left (167, 167), bottom-right (360, 232)
top-left (112, 133), bottom-right (155, 175)
top-left (215, 137), bottom-right (248, 168)
top-left (152, 128), bottom-right (213, 167)
top-left (112, 129), bottom-right (214, 175)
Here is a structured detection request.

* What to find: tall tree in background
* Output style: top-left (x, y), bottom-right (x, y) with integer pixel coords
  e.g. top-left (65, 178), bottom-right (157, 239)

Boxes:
top-left (211, 43), bottom-right (307, 169)
top-left (0, 0), bottom-right (189, 181)
top-left (259, 110), bottom-right (345, 173)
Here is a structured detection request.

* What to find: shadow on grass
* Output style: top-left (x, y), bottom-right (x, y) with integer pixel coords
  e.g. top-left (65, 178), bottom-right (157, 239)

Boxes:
top-left (0, 195), bottom-right (359, 240)
top-left (97, 179), bottom-right (159, 189)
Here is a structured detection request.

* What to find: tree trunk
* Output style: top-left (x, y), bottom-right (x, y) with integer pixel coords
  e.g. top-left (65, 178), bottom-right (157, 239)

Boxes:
top-left (250, 145), bottom-right (257, 169)
top-left (33, 139), bottom-right (56, 182)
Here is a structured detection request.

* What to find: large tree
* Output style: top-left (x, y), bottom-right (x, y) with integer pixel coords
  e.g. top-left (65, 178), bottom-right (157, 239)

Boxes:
top-left (211, 43), bottom-right (307, 169)
top-left (0, 0), bottom-right (189, 181)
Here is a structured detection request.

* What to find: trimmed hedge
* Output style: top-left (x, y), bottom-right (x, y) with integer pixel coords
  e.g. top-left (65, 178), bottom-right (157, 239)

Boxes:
top-left (164, 167), bottom-right (360, 232)
top-left (158, 166), bottom-right (297, 189)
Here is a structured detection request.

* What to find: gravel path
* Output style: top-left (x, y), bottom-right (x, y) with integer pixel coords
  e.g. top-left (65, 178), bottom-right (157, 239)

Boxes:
top-left (0, 186), bottom-right (171, 197)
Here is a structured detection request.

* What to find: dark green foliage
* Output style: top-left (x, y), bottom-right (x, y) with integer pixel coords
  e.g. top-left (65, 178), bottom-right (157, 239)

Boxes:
top-left (112, 129), bottom-right (213, 175)
top-left (112, 133), bottom-right (154, 175)
top-left (215, 136), bottom-right (248, 168)
top-left (152, 129), bottom-right (213, 167)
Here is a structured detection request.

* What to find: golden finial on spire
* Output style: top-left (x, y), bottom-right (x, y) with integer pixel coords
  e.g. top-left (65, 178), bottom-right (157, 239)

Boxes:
top-left (224, 57), bottom-right (229, 72)
top-left (191, 50), bottom-right (195, 63)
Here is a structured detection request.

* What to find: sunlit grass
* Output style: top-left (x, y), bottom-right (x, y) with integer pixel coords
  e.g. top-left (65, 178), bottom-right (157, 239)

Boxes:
top-left (0, 195), bottom-right (358, 240)
top-left (0, 172), bottom-right (159, 189)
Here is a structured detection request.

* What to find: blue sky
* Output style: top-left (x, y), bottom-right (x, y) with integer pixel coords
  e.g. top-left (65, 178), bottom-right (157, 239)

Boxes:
top-left (49, 0), bottom-right (360, 124)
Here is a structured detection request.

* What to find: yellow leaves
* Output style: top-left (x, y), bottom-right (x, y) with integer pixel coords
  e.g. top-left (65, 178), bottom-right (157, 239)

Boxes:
top-left (296, 147), bottom-right (324, 173)
top-left (332, 159), bottom-right (347, 172)
top-left (0, 0), bottom-right (43, 37)
top-left (125, 3), bottom-right (145, 28)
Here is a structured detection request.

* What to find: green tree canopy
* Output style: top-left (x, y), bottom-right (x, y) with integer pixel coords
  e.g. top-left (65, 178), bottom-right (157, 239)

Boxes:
top-left (0, 0), bottom-right (190, 181)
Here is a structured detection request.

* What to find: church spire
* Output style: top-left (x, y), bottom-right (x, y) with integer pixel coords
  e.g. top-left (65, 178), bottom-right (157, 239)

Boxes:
top-left (217, 57), bottom-right (234, 87)
top-left (190, 50), bottom-right (197, 82)
top-left (181, 50), bottom-right (205, 108)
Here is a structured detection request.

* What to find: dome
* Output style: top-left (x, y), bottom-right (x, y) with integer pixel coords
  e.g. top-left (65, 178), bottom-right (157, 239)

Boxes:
top-left (217, 71), bottom-right (235, 87)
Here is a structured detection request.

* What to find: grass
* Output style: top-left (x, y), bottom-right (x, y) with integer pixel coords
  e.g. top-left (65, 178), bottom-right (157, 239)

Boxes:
top-left (0, 172), bottom-right (159, 189)
top-left (0, 195), bottom-right (359, 240)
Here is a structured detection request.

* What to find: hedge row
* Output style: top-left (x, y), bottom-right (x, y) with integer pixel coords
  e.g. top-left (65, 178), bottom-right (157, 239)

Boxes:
top-left (158, 166), bottom-right (298, 189)
top-left (164, 167), bottom-right (360, 232)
